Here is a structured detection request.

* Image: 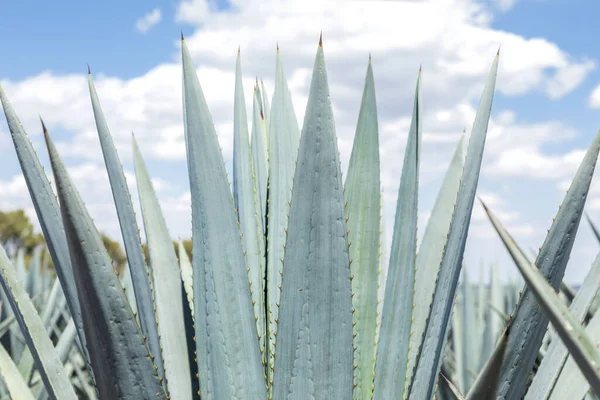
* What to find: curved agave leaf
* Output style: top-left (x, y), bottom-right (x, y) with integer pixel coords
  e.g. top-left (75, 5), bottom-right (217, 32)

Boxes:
top-left (343, 57), bottom-right (381, 399)
top-left (492, 129), bottom-right (600, 399)
top-left (408, 52), bottom-right (499, 399)
top-left (0, 239), bottom-right (77, 400)
top-left (411, 130), bottom-right (465, 310)
top-left (272, 39), bottom-right (353, 399)
top-left (373, 69), bottom-right (421, 399)
top-left (181, 37), bottom-right (267, 399)
top-left (87, 73), bottom-right (163, 381)
top-left (0, 343), bottom-right (34, 400)
top-left (0, 86), bottom-right (89, 370)
top-left (232, 52), bottom-right (267, 359)
top-left (133, 135), bottom-right (191, 399)
top-left (266, 46), bottom-right (301, 383)
top-left (526, 248), bottom-right (600, 398)
top-left (45, 129), bottom-right (165, 399)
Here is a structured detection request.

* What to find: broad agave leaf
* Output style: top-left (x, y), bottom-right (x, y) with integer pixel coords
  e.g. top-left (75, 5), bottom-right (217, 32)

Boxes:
top-left (0, 342), bottom-right (34, 400)
top-left (133, 135), bottom-right (192, 399)
top-left (373, 69), bottom-right (421, 399)
top-left (87, 72), bottom-right (163, 381)
top-left (343, 56), bottom-right (381, 399)
top-left (409, 51), bottom-right (499, 399)
top-left (272, 38), bottom-right (353, 399)
top-left (44, 128), bottom-right (166, 399)
top-left (526, 249), bottom-right (600, 398)
top-left (492, 130), bottom-right (600, 399)
top-left (0, 234), bottom-right (77, 400)
top-left (266, 45), bottom-right (301, 383)
top-left (232, 51), bottom-right (267, 359)
top-left (0, 86), bottom-right (90, 369)
top-left (181, 37), bottom-right (267, 399)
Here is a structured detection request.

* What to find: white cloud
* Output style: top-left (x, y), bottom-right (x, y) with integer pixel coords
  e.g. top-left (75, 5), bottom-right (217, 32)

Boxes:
top-left (588, 84), bottom-right (600, 108)
top-left (0, 0), bottom-right (598, 282)
top-left (135, 8), bottom-right (162, 33)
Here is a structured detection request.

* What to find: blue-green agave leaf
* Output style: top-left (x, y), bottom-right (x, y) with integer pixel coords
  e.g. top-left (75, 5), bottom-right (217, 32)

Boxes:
top-left (441, 374), bottom-right (466, 400)
top-left (411, 129), bottom-right (465, 324)
top-left (45, 129), bottom-right (166, 400)
top-left (260, 78), bottom-right (271, 150)
top-left (251, 83), bottom-right (269, 232)
top-left (181, 37), bottom-right (267, 399)
top-left (409, 52), bottom-right (499, 399)
top-left (343, 57), bottom-right (381, 400)
top-left (232, 52), bottom-right (267, 358)
top-left (266, 46), bottom-right (301, 382)
top-left (178, 241), bottom-right (194, 317)
top-left (272, 39), bottom-right (353, 399)
top-left (133, 135), bottom-right (192, 399)
top-left (527, 246), bottom-right (600, 398)
top-left (87, 73), bottom-right (164, 381)
top-left (490, 129), bottom-right (600, 399)
top-left (0, 86), bottom-right (89, 369)
top-left (0, 341), bottom-right (34, 400)
top-left (0, 240), bottom-right (77, 399)
top-left (373, 69), bottom-right (421, 400)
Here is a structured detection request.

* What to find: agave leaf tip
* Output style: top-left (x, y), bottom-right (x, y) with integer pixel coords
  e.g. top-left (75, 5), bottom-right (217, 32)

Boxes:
top-left (87, 64), bottom-right (91, 75)
top-left (319, 31), bottom-right (323, 47)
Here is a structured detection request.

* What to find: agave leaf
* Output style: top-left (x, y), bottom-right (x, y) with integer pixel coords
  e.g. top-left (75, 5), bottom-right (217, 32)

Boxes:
top-left (266, 46), bottom-right (301, 382)
top-left (465, 321), bottom-right (511, 400)
top-left (587, 213), bottom-right (600, 245)
top-left (55, 319), bottom-right (77, 364)
top-left (45, 129), bottom-right (165, 399)
top-left (0, 86), bottom-right (91, 372)
top-left (452, 300), bottom-right (465, 392)
top-left (0, 239), bottom-right (77, 399)
top-left (260, 78), bottom-right (271, 150)
top-left (0, 314), bottom-right (16, 338)
top-left (272, 39), bottom-right (353, 399)
top-left (373, 69), bottom-right (421, 399)
top-left (488, 130), bottom-right (600, 399)
top-left (526, 252), bottom-right (600, 398)
top-left (0, 342), bottom-right (34, 400)
top-left (120, 263), bottom-right (139, 317)
top-left (512, 248), bottom-right (600, 394)
top-left (441, 374), bottom-right (466, 400)
top-left (87, 73), bottom-right (164, 380)
top-left (460, 270), bottom-right (478, 391)
top-left (408, 52), bottom-right (498, 399)
top-left (251, 83), bottom-right (269, 232)
top-left (133, 135), bottom-right (191, 399)
top-left (232, 52), bottom-right (267, 359)
top-left (343, 57), bottom-right (381, 399)
top-left (549, 304), bottom-right (600, 399)
top-left (178, 241), bottom-right (194, 317)
top-left (181, 37), bottom-right (267, 399)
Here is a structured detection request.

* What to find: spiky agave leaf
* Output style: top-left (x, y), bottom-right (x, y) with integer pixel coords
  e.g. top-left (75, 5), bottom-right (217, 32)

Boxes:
top-left (87, 71), bottom-right (163, 382)
top-left (45, 128), bottom-right (165, 399)
top-left (178, 241), bottom-right (194, 317)
top-left (251, 83), bottom-right (269, 233)
top-left (409, 51), bottom-right (499, 399)
top-left (232, 51), bottom-right (267, 360)
top-left (272, 37), bottom-right (353, 399)
top-left (492, 130), bottom-right (600, 399)
top-left (0, 243), bottom-right (77, 400)
top-left (181, 36), bottom-right (267, 399)
top-left (133, 135), bottom-right (191, 399)
top-left (343, 56), bottom-right (381, 399)
top-left (373, 68), bottom-right (421, 399)
top-left (0, 86), bottom-right (90, 371)
top-left (266, 45), bottom-right (301, 384)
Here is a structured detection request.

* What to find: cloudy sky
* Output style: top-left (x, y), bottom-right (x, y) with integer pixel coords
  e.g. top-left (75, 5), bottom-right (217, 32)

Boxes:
top-left (0, 0), bottom-right (598, 283)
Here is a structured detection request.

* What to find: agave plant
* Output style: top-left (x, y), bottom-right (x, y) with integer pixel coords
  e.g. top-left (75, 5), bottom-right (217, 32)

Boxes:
top-left (0, 32), bottom-right (599, 400)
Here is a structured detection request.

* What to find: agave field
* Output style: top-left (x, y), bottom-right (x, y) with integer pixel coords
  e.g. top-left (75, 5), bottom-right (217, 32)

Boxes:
top-left (0, 33), bottom-right (599, 399)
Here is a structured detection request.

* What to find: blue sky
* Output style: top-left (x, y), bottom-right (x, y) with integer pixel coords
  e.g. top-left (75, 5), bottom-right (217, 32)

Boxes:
top-left (1, 0), bottom-right (599, 284)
